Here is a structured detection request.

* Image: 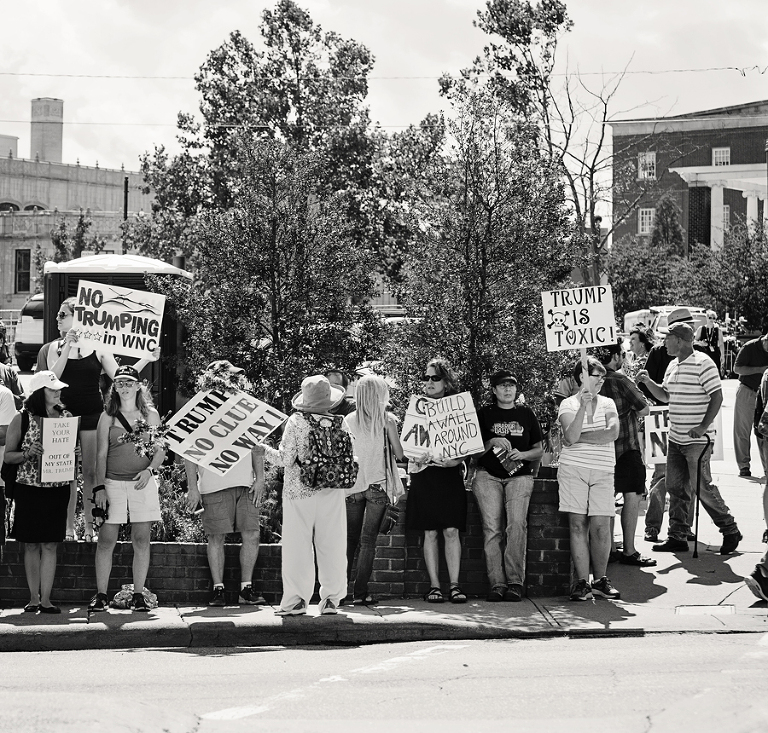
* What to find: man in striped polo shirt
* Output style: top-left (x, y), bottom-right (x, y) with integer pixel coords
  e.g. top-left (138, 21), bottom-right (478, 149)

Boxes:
top-left (637, 322), bottom-right (742, 554)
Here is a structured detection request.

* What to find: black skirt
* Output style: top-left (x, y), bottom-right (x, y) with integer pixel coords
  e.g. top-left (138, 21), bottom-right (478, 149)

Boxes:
top-left (10, 483), bottom-right (70, 543)
top-left (405, 465), bottom-right (467, 531)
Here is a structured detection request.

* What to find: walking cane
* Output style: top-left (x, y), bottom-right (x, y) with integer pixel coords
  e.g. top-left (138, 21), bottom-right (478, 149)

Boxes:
top-left (692, 434), bottom-right (711, 559)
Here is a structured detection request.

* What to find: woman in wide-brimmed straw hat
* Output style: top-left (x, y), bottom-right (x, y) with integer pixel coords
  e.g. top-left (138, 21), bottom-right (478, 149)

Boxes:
top-left (259, 375), bottom-right (350, 616)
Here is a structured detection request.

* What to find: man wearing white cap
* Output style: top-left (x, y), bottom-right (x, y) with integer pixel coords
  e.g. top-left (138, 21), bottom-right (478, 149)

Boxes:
top-left (638, 321), bottom-right (742, 554)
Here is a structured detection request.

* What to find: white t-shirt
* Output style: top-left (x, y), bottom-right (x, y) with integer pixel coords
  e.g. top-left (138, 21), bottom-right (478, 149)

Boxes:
top-left (0, 385), bottom-right (16, 426)
top-left (557, 394), bottom-right (617, 471)
top-left (197, 454), bottom-right (255, 495)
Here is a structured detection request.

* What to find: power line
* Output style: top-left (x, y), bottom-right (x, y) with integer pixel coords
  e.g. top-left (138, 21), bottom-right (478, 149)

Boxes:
top-left (1, 65), bottom-right (767, 81)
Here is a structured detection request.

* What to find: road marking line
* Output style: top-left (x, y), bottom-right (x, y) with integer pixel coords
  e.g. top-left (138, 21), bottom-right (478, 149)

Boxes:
top-left (201, 643), bottom-right (469, 721)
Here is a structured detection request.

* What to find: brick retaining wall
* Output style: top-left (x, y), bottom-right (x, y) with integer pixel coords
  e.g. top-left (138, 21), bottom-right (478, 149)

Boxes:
top-left (0, 472), bottom-right (570, 605)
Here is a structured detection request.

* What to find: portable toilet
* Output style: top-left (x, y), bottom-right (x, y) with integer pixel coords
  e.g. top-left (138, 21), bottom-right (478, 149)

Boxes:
top-left (43, 254), bottom-right (191, 417)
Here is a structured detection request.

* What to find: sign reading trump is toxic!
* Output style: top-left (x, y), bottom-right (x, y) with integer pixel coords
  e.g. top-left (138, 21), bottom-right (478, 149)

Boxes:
top-left (166, 390), bottom-right (287, 476)
top-left (541, 285), bottom-right (617, 352)
top-left (73, 280), bottom-right (166, 359)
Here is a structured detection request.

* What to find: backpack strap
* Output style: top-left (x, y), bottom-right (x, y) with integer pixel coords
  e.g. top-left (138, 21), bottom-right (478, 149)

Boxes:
top-left (114, 411), bottom-right (134, 434)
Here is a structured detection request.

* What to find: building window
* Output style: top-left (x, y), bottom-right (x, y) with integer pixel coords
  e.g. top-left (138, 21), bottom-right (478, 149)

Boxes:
top-left (638, 208), bottom-right (655, 235)
top-left (712, 147), bottom-right (731, 166)
top-left (637, 151), bottom-right (656, 180)
top-left (15, 249), bottom-right (31, 293)
top-left (723, 205), bottom-right (730, 232)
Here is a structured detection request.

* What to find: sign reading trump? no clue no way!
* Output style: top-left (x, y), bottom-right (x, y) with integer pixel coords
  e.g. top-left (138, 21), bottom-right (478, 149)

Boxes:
top-left (541, 285), bottom-right (617, 352)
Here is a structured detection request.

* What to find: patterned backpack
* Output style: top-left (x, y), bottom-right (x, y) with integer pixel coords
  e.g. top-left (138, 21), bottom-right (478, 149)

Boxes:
top-left (298, 413), bottom-right (358, 489)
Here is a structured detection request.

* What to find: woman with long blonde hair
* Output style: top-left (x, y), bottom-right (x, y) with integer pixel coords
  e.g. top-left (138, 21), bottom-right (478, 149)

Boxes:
top-left (343, 375), bottom-right (405, 605)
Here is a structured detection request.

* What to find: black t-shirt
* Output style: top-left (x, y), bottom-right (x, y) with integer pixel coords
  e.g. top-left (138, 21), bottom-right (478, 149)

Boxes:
top-left (477, 403), bottom-right (544, 479)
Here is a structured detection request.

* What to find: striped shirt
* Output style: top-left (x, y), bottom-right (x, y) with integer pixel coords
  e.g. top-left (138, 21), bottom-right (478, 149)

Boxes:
top-left (662, 350), bottom-right (721, 445)
top-left (557, 394), bottom-right (617, 471)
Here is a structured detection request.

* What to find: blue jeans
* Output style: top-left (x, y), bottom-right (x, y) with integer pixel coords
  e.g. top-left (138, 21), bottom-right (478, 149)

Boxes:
top-left (645, 463), bottom-right (694, 533)
top-left (666, 441), bottom-right (738, 541)
top-left (345, 484), bottom-right (388, 598)
top-left (472, 470), bottom-right (534, 589)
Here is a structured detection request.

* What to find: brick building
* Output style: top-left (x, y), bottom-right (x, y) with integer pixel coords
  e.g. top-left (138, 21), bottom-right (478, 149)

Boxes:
top-left (0, 98), bottom-right (152, 310)
top-left (610, 100), bottom-right (768, 251)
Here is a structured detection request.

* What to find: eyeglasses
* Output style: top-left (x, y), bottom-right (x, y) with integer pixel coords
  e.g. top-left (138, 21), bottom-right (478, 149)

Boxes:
top-left (114, 380), bottom-right (137, 388)
top-left (420, 374), bottom-right (443, 382)
top-left (56, 311), bottom-right (71, 319)
top-left (588, 372), bottom-right (605, 378)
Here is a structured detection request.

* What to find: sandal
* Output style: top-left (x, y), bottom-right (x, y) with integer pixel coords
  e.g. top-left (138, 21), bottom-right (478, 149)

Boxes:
top-left (83, 531), bottom-right (97, 543)
top-left (424, 587), bottom-right (444, 603)
top-left (619, 551), bottom-right (657, 567)
top-left (24, 603), bottom-right (39, 613)
top-left (449, 584), bottom-right (467, 604)
top-left (64, 534), bottom-right (75, 542)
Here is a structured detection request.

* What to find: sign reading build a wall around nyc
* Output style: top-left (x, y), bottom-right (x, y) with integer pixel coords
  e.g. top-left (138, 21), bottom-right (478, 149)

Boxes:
top-left (400, 392), bottom-right (483, 462)
top-left (74, 280), bottom-right (166, 359)
top-left (541, 285), bottom-right (617, 351)
top-left (166, 390), bottom-right (287, 476)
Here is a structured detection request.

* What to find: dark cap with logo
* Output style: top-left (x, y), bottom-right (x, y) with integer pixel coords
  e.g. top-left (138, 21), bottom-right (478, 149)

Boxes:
top-left (490, 369), bottom-right (518, 388)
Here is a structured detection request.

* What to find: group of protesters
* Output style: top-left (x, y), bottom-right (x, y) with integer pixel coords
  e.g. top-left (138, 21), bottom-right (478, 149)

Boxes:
top-left (1, 299), bottom-right (765, 613)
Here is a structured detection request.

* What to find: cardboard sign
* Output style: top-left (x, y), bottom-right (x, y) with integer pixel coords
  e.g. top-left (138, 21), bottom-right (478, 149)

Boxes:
top-left (40, 416), bottom-right (79, 483)
top-left (400, 392), bottom-right (483, 461)
top-left (166, 390), bottom-right (287, 476)
top-left (644, 406), bottom-right (724, 464)
top-left (73, 280), bottom-right (166, 359)
top-left (541, 285), bottom-right (617, 351)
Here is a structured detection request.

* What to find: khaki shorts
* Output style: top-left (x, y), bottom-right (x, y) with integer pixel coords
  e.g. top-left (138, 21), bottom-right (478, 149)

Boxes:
top-left (200, 485), bottom-right (260, 536)
top-left (104, 476), bottom-right (161, 524)
top-left (557, 464), bottom-right (615, 517)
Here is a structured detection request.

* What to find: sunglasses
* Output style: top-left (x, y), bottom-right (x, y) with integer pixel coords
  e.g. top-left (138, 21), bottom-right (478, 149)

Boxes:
top-left (420, 374), bottom-right (443, 382)
top-left (56, 311), bottom-right (71, 319)
top-left (114, 380), bottom-right (138, 388)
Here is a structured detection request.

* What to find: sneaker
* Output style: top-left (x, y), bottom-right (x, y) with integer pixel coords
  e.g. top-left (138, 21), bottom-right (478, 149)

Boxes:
top-left (132, 592), bottom-right (149, 613)
top-left (238, 586), bottom-right (266, 606)
top-left (275, 599), bottom-right (307, 616)
top-left (739, 468), bottom-right (752, 477)
top-left (591, 576), bottom-right (621, 600)
top-left (321, 599), bottom-right (338, 615)
top-left (652, 538), bottom-right (689, 553)
top-left (88, 592), bottom-right (109, 613)
top-left (208, 587), bottom-right (226, 607)
top-left (745, 566), bottom-right (768, 602)
top-left (486, 587), bottom-right (506, 602)
top-left (720, 532), bottom-right (743, 555)
top-left (570, 578), bottom-right (593, 601)
top-left (644, 528), bottom-right (660, 543)
top-left (505, 585), bottom-right (523, 602)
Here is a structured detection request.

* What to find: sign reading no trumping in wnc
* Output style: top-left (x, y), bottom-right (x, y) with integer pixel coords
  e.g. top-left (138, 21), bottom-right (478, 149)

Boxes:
top-left (74, 280), bottom-right (166, 360)
top-left (541, 285), bottom-right (617, 352)
top-left (166, 390), bottom-right (287, 476)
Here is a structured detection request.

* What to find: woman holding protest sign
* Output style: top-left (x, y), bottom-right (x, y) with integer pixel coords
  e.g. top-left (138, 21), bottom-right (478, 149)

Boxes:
top-left (88, 365), bottom-right (166, 613)
top-left (343, 374), bottom-right (405, 606)
top-left (405, 358), bottom-right (469, 604)
top-left (37, 297), bottom-right (159, 543)
top-left (5, 371), bottom-right (78, 613)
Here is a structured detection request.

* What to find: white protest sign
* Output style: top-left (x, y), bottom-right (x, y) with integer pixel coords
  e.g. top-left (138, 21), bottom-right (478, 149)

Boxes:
top-left (40, 416), bottom-right (80, 483)
top-left (166, 390), bottom-right (287, 476)
top-left (400, 392), bottom-right (483, 461)
top-left (73, 280), bottom-right (166, 359)
top-left (644, 406), bottom-right (724, 465)
top-left (541, 285), bottom-right (617, 352)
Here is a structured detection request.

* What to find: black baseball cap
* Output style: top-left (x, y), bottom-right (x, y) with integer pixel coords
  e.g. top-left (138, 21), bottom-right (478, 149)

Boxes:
top-left (490, 369), bottom-right (518, 387)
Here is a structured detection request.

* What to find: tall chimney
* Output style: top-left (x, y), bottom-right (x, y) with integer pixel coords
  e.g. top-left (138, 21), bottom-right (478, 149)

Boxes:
top-left (30, 98), bottom-right (63, 163)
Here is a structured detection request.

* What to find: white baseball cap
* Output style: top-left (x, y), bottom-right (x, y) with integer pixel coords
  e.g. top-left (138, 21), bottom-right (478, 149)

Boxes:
top-left (28, 370), bottom-right (68, 393)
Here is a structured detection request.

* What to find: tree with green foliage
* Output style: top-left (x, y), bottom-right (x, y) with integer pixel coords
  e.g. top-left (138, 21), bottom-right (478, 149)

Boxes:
top-left (149, 136), bottom-right (383, 411)
top-left (381, 91), bottom-right (579, 415)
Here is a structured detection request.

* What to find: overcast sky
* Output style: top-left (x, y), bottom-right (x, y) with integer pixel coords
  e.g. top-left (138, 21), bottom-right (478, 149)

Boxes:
top-left (1, 0), bottom-right (767, 172)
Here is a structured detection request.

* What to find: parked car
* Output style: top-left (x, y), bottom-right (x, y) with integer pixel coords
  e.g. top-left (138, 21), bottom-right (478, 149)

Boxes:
top-left (649, 305), bottom-right (708, 341)
top-left (13, 292), bottom-right (45, 371)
